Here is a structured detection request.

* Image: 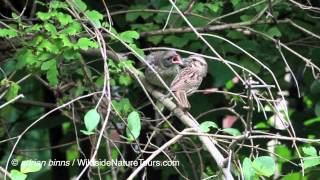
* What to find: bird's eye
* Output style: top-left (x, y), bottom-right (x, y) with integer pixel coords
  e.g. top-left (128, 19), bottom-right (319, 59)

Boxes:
top-left (162, 58), bottom-right (171, 67)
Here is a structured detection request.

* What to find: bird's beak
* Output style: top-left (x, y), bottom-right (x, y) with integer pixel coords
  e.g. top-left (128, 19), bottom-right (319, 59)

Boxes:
top-left (172, 55), bottom-right (183, 65)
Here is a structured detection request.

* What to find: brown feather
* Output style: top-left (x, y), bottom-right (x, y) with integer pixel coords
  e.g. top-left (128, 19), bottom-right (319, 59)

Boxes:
top-left (170, 55), bottom-right (208, 109)
top-left (175, 90), bottom-right (190, 109)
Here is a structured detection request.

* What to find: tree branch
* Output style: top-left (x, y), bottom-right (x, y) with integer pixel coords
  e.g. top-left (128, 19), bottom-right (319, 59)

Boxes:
top-left (127, 128), bottom-right (191, 180)
top-left (140, 19), bottom-right (290, 37)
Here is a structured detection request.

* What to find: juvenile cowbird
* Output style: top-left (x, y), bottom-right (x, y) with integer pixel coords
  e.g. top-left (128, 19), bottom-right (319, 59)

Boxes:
top-left (145, 51), bottom-right (183, 89)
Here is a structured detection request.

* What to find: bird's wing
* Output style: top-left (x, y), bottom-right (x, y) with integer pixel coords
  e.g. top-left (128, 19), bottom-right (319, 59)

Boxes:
top-left (170, 67), bottom-right (201, 91)
top-left (175, 90), bottom-right (190, 109)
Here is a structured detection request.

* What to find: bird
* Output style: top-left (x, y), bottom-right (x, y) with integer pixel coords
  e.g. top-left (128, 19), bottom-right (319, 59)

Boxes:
top-left (144, 51), bottom-right (183, 89)
top-left (170, 55), bottom-right (208, 109)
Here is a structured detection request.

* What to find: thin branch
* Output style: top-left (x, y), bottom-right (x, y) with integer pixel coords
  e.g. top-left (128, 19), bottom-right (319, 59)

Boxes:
top-left (0, 166), bottom-right (11, 180)
top-left (180, 132), bottom-right (320, 143)
top-left (4, 92), bottom-right (101, 180)
top-left (140, 19), bottom-right (290, 37)
top-left (127, 128), bottom-right (191, 180)
top-left (0, 94), bottom-right (24, 109)
top-left (109, 9), bottom-right (210, 21)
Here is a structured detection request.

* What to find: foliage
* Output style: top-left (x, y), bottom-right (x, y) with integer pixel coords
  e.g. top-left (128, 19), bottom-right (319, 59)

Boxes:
top-left (199, 121), bottom-right (218, 132)
top-left (81, 108), bottom-right (101, 135)
top-left (10, 160), bottom-right (42, 180)
top-left (125, 111), bottom-right (141, 141)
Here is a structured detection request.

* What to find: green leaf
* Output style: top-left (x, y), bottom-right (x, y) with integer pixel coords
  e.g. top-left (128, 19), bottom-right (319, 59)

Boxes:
top-left (41, 59), bottom-right (56, 71)
top-left (119, 74), bottom-right (132, 86)
top-left (226, 31), bottom-right (246, 40)
top-left (37, 12), bottom-right (53, 21)
top-left (29, 35), bottom-right (44, 46)
top-left (112, 98), bottom-right (134, 116)
top-left (62, 49), bottom-right (80, 60)
top-left (199, 121), bottom-right (218, 132)
top-left (303, 157), bottom-right (320, 169)
top-left (126, 111), bottom-right (141, 141)
top-left (281, 172), bottom-right (305, 180)
top-left (59, 35), bottom-right (73, 48)
top-left (56, 12), bottom-right (73, 26)
top-left (140, 12), bottom-right (152, 19)
top-left (84, 109), bottom-right (100, 132)
top-left (73, 0), bottom-right (87, 12)
top-left (4, 82), bottom-right (20, 101)
top-left (240, 15), bottom-right (252, 21)
top-left (222, 128), bottom-right (241, 136)
top-left (267, 27), bottom-right (282, 38)
top-left (304, 117), bottom-right (320, 126)
top-left (15, 49), bottom-right (29, 69)
top-left (240, 58), bottom-right (261, 74)
top-left (225, 80), bottom-right (234, 90)
top-left (44, 23), bottom-right (57, 34)
top-left (252, 156), bottom-right (275, 177)
top-left (242, 158), bottom-right (256, 180)
top-left (38, 39), bottom-right (59, 54)
top-left (95, 76), bottom-right (104, 88)
top-left (231, 0), bottom-right (240, 6)
top-left (302, 146), bottom-right (317, 156)
top-left (315, 101), bottom-right (320, 117)
top-left (85, 10), bottom-right (103, 28)
top-left (50, 1), bottom-right (68, 9)
top-left (63, 22), bottom-right (82, 35)
top-left (193, 3), bottom-right (205, 13)
top-left (10, 170), bottom-right (27, 180)
top-left (125, 5), bottom-right (151, 21)
top-left (0, 28), bottom-right (18, 38)
top-left (119, 31), bottom-right (140, 43)
top-left (20, 160), bottom-right (42, 173)
top-left (25, 24), bottom-right (41, 33)
top-left (275, 145), bottom-right (292, 162)
top-left (11, 12), bottom-right (18, 19)
top-left (126, 12), bottom-right (140, 22)
top-left (77, 37), bottom-right (91, 50)
top-left (164, 35), bottom-right (189, 48)
top-left (76, 37), bottom-right (98, 50)
top-left (147, 35), bottom-right (163, 45)
top-left (254, 121), bottom-right (270, 129)
top-left (129, 44), bottom-right (145, 57)
top-left (38, 52), bottom-right (53, 61)
top-left (118, 60), bottom-right (135, 69)
top-left (46, 64), bottom-right (59, 86)
top-left (36, 12), bottom-right (51, 21)
top-left (206, 3), bottom-right (220, 12)
top-left (111, 148), bottom-right (119, 160)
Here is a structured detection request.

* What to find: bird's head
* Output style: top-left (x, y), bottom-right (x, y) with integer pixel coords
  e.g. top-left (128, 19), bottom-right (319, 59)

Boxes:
top-left (188, 55), bottom-right (207, 67)
top-left (185, 55), bottom-right (208, 76)
top-left (162, 51), bottom-right (183, 67)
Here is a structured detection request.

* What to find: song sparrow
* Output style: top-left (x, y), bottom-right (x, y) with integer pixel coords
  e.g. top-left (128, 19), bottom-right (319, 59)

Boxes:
top-left (170, 55), bottom-right (208, 109)
top-left (145, 51), bottom-right (183, 89)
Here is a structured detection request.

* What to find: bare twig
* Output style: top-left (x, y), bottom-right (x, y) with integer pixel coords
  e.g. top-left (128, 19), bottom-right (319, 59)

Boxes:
top-left (0, 94), bottom-right (24, 109)
top-left (127, 128), bottom-right (192, 180)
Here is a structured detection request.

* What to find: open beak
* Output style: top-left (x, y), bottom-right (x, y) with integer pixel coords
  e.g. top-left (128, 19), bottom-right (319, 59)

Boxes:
top-left (171, 55), bottom-right (183, 65)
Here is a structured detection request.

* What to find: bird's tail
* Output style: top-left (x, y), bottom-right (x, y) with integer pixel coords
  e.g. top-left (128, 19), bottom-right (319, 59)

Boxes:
top-left (175, 90), bottom-right (190, 110)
